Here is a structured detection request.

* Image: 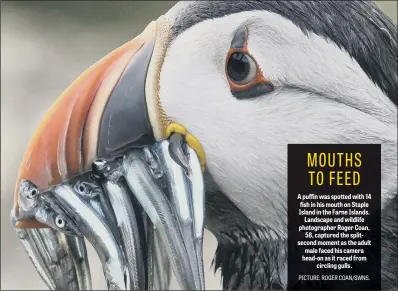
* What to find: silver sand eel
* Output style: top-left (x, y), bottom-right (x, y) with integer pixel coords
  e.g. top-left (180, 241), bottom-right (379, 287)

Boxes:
top-left (154, 136), bottom-right (205, 289)
top-left (12, 181), bottom-right (91, 291)
top-left (12, 136), bottom-right (206, 290)
top-left (51, 181), bottom-right (129, 290)
top-left (92, 159), bottom-right (147, 290)
top-left (122, 149), bottom-right (197, 290)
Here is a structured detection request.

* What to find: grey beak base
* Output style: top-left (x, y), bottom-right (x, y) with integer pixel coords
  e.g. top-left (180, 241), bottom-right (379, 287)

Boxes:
top-left (98, 39), bottom-right (156, 160)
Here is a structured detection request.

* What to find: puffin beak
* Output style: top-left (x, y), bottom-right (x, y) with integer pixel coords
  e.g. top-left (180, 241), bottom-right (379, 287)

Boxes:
top-left (11, 16), bottom-right (206, 290)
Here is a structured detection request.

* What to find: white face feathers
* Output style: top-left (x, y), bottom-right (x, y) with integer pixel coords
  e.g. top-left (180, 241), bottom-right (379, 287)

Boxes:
top-left (159, 11), bottom-right (397, 231)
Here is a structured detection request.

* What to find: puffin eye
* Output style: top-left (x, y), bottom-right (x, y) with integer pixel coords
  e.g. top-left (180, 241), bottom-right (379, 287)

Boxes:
top-left (55, 215), bottom-right (66, 228)
top-left (227, 52), bottom-right (257, 85)
top-left (226, 25), bottom-right (274, 99)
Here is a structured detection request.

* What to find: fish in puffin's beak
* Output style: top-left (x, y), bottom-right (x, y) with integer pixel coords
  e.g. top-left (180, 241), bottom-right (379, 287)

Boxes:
top-left (11, 16), bottom-right (206, 291)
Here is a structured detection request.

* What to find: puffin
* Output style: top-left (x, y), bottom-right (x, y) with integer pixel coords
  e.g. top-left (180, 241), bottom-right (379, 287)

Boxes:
top-left (12, 1), bottom-right (397, 290)
top-left (161, 1), bottom-right (397, 289)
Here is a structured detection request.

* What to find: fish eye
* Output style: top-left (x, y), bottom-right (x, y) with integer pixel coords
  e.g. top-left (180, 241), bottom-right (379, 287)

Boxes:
top-left (75, 182), bottom-right (86, 194)
top-left (227, 52), bottom-right (257, 85)
top-left (55, 215), bottom-right (66, 228)
top-left (28, 188), bottom-right (38, 199)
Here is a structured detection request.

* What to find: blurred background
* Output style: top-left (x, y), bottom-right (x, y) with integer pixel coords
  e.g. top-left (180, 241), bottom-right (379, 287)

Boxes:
top-left (1, 1), bottom-right (397, 290)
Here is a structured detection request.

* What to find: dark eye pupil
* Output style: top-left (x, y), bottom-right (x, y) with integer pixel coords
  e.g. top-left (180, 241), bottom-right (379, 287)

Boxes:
top-left (227, 53), bottom-right (251, 82)
top-left (79, 185), bottom-right (85, 192)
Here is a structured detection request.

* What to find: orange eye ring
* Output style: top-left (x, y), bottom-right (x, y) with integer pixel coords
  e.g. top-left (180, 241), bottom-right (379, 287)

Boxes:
top-left (225, 26), bottom-right (274, 98)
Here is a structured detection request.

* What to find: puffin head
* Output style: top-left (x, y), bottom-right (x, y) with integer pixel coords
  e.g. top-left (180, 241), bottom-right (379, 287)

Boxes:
top-left (159, 1), bottom-right (397, 232)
